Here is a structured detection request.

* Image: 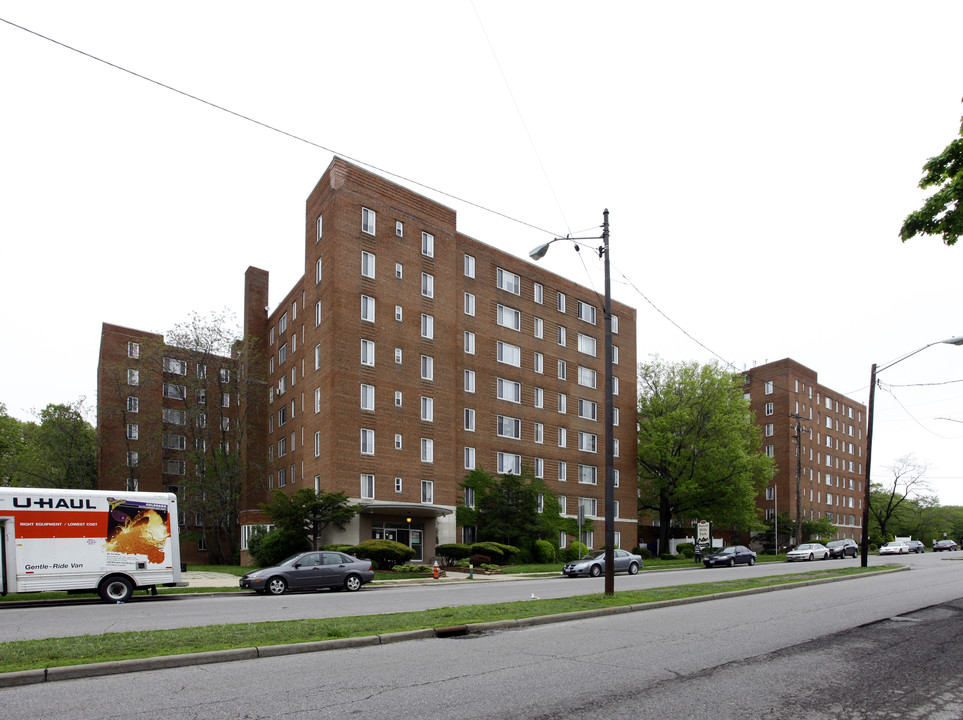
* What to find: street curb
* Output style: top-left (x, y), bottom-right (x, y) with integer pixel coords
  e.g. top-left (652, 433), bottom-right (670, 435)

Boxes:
top-left (0, 567), bottom-right (907, 687)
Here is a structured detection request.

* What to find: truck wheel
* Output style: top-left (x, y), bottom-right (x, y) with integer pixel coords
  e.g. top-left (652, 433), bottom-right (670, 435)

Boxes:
top-left (99, 576), bottom-right (134, 603)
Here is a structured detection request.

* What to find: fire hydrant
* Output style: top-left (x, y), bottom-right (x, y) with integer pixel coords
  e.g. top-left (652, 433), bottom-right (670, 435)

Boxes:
top-left (433, 560), bottom-right (439, 579)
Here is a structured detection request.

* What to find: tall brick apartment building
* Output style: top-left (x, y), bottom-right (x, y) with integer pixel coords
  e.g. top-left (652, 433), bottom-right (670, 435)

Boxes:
top-left (98, 158), bottom-right (639, 564)
top-left (743, 359), bottom-right (867, 545)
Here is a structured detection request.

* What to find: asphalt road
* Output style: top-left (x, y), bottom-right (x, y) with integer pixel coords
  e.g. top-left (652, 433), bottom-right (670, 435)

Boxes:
top-left (0, 552), bottom-right (951, 642)
top-left (3, 553), bottom-right (963, 719)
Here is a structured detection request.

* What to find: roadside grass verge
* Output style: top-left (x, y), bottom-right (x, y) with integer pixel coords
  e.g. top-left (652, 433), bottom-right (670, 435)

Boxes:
top-left (0, 566), bottom-right (885, 674)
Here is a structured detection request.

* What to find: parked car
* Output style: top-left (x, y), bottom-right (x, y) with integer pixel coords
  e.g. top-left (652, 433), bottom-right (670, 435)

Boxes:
top-left (703, 545), bottom-right (757, 568)
top-left (903, 540), bottom-right (925, 554)
top-left (786, 543), bottom-right (830, 561)
top-left (562, 549), bottom-right (642, 577)
top-left (934, 539), bottom-right (959, 552)
top-left (239, 551), bottom-right (375, 595)
top-left (879, 541), bottom-right (909, 555)
top-left (825, 539), bottom-right (859, 559)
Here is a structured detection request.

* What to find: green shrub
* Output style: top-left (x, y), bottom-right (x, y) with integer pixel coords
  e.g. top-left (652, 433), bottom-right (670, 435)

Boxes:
top-left (633, 546), bottom-right (654, 560)
top-left (677, 544), bottom-right (695, 559)
top-left (562, 542), bottom-right (589, 562)
top-left (391, 563), bottom-right (434, 574)
top-left (248, 527), bottom-right (310, 567)
top-left (349, 539), bottom-right (415, 568)
top-left (435, 543), bottom-right (472, 566)
top-left (533, 539), bottom-right (556, 564)
top-left (470, 542), bottom-right (519, 564)
top-left (659, 553), bottom-right (675, 561)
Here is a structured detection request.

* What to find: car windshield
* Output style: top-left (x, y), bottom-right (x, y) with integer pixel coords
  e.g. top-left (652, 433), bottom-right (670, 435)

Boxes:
top-left (278, 553), bottom-right (304, 566)
top-left (579, 551), bottom-right (606, 561)
top-left (884, 542), bottom-right (902, 546)
top-left (717, 547), bottom-right (736, 554)
top-left (794, 544), bottom-right (815, 551)
top-left (827, 541), bottom-right (843, 546)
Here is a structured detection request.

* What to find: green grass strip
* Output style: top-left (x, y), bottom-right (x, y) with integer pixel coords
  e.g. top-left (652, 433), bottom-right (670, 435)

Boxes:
top-left (0, 566), bottom-right (886, 674)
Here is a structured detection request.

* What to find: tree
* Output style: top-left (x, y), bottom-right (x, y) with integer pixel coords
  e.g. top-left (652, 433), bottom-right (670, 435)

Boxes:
top-left (3, 400), bottom-right (96, 489)
top-left (637, 358), bottom-right (775, 554)
top-left (457, 467), bottom-right (578, 558)
top-left (801, 516), bottom-right (837, 542)
top-left (261, 488), bottom-right (361, 550)
top-left (869, 455), bottom-right (931, 541)
top-left (900, 112), bottom-right (963, 246)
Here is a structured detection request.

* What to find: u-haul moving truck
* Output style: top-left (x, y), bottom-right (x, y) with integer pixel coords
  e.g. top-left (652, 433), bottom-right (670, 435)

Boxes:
top-left (0, 488), bottom-right (187, 602)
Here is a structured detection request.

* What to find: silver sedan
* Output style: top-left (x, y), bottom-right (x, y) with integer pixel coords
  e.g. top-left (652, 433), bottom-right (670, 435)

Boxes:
top-left (562, 549), bottom-right (643, 577)
top-left (786, 543), bottom-right (830, 561)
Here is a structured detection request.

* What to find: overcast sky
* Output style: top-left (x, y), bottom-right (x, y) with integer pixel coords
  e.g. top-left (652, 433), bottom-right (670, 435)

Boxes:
top-left (2, 2), bottom-right (962, 504)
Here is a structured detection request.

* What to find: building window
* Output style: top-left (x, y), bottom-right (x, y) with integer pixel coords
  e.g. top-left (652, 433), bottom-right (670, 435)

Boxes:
top-left (314, 344), bottom-right (321, 371)
top-left (395, 348), bottom-right (402, 364)
top-left (421, 272), bottom-right (434, 298)
top-left (577, 333), bottom-right (597, 357)
top-left (579, 431), bottom-right (597, 453)
top-left (126, 478), bottom-right (138, 492)
top-left (314, 431), bottom-right (321, 458)
top-left (577, 301), bottom-right (596, 325)
top-left (162, 459), bottom-right (185, 476)
top-left (580, 497), bottom-right (598, 518)
top-left (497, 452), bottom-right (521, 475)
top-left (395, 433), bottom-right (403, 449)
top-left (578, 465), bottom-right (597, 484)
top-left (162, 433), bottom-right (185, 450)
top-left (534, 352), bottom-right (544, 374)
top-left (360, 383), bottom-right (375, 411)
top-left (558, 360), bottom-right (567, 380)
top-left (765, 381), bottom-right (774, 395)
top-left (316, 214), bottom-right (323, 242)
top-left (126, 423), bottom-right (139, 440)
top-left (221, 393), bottom-right (230, 408)
top-left (421, 355), bottom-right (434, 381)
top-left (558, 461), bottom-right (567, 482)
top-left (765, 402), bottom-right (774, 416)
top-left (558, 427), bottom-right (567, 447)
top-left (127, 341), bottom-right (140, 359)
top-left (613, 346), bottom-right (619, 365)
top-left (421, 438), bottom-right (434, 463)
top-left (465, 408), bottom-right (476, 431)
top-left (497, 415), bottom-right (521, 439)
top-left (765, 423), bottom-right (774, 437)
top-left (396, 221), bottom-right (404, 237)
top-left (314, 387), bottom-right (321, 414)
top-left (558, 326), bottom-right (567, 347)
top-left (497, 341), bottom-right (520, 366)
top-left (535, 458), bottom-right (545, 478)
top-left (162, 408), bottom-right (186, 425)
top-left (395, 477), bottom-right (403, 493)
top-left (422, 232), bottom-right (434, 258)
top-left (534, 317), bottom-right (544, 339)
top-left (421, 480), bottom-right (434, 503)
top-left (464, 254), bottom-right (475, 278)
top-left (578, 398), bottom-right (597, 421)
top-left (534, 282), bottom-right (543, 304)
top-left (534, 387), bottom-right (544, 408)
top-left (534, 422), bottom-right (544, 444)
top-left (361, 474), bottom-right (375, 500)
top-left (576, 366), bottom-right (597, 389)
top-left (421, 314), bottom-right (434, 339)
top-left (127, 451), bottom-right (138, 468)
top-left (279, 312), bottom-right (288, 334)
top-left (395, 262), bottom-right (403, 279)
top-left (464, 292), bottom-right (475, 316)
top-left (465, 370), bottom-right (476, 393)
top-left (395, 391), bottom-right (403, 407)
top-left (496, 267), bottom-right (520, 295)
top-left (465, 331), bottom-right (476, 355)
top-left (361, 251), bottom-right (375, 278)
top-left (611, 315), bottom-right (619, 334)
top-left (361, 295), bottom-right (375, 323)
top-left (164, 357), bottom-right (187, 375)
top-left (315, 301), bottom-right (322, 328)
top-left (127, 369), bottom-right (139, 386)
top-left (464, 487), bottom-right (475, 508)
top-left (361, 339), bottom-right (375, 367)
top-left (360, 429), bottom-right (375, 455)
top-left (316, 257), bottom-right (323, 285)
top-left (497, 304), bottom-right (521, 331)
top-left (497, 378), bottom-right (521, 403)
top-left (126, 396), bottom-right (139, 413)
top-left (464, 447), bottom-right (476, 470)
top-left (421, 396), bottom-right (434, 422)
top-left (362, 207), bottom-right (376, 235)
top-left (395, 305), bottom-right (403, 322)
top-left (558, 393), bottom-right (567, 414)
top-left (557, 292), bottom-right (566, 313)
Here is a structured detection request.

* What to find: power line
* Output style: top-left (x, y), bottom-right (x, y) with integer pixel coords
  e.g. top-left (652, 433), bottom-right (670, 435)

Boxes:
top-left (0, 15), bottom-right (563, 239)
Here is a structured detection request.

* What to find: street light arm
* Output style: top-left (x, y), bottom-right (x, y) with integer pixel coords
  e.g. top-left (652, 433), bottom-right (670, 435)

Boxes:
top-left (877, 337), bottom-right (963, 374)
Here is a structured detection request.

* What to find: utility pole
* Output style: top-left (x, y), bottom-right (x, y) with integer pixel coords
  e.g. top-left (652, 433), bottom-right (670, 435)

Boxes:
top-left (789, 413), bottom-right (807, 545)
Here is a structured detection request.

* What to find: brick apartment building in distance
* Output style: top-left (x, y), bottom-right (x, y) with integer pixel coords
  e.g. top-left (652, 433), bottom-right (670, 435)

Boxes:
top-left (743, 359), bottom-right (867, 545)
top-left (97, 158), bottom-right (639, 564)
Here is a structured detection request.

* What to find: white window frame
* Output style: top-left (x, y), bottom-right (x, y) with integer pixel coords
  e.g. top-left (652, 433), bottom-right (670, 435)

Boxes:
top-left (361, 339), bottom-right (375, 367)
top-left (464, 254), bottom-right (475, 278)
top-left (496, 267), bottom-right (521, 295)
top-left (362, 207), bottom-right (376, 235)
top-left (421, 231), bottom-right (434, 258)
top-left (361, 251), bottom-right (376, 279)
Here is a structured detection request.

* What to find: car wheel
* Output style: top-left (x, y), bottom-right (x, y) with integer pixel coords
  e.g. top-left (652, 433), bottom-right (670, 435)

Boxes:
top-left (266, 576), bottom-right (287, 595)
top-left (823, 552), bottom-right (829, 559)
top-left (627, 562), bottom-right (639, 575)
top-left (590, 564), bottom-right (602, 577)
top-left (808, 553), bottom-right (814, 561)
top-left (728, 558), bottom-right (735, 567)
top-left (344, 574), bottom-right (362, 592)
top-left (98, 575), bottom-right (134, 603)
top-left (748, 557), bottom-right (755, 566)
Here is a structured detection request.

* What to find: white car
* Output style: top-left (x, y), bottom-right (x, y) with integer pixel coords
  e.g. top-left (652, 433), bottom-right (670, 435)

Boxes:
top-left (879, 541), bottom-right (909, 555)
top-left (786, 542), bottom-right (830, 561)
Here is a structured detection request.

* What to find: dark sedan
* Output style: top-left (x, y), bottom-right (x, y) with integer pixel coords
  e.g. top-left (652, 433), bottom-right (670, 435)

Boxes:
top-left (240, 551), bottom-right (375, 595)
top-left (934, 540), bottom-right (959, 552)
top-left (703, 545), bottom-right (757, 568)
top-left (826, 539), bottom-right (859, 558)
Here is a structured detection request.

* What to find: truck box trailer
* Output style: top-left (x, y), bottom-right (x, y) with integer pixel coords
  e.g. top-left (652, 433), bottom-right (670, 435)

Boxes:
top-left (0, 487), bottom-right (187, 602)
